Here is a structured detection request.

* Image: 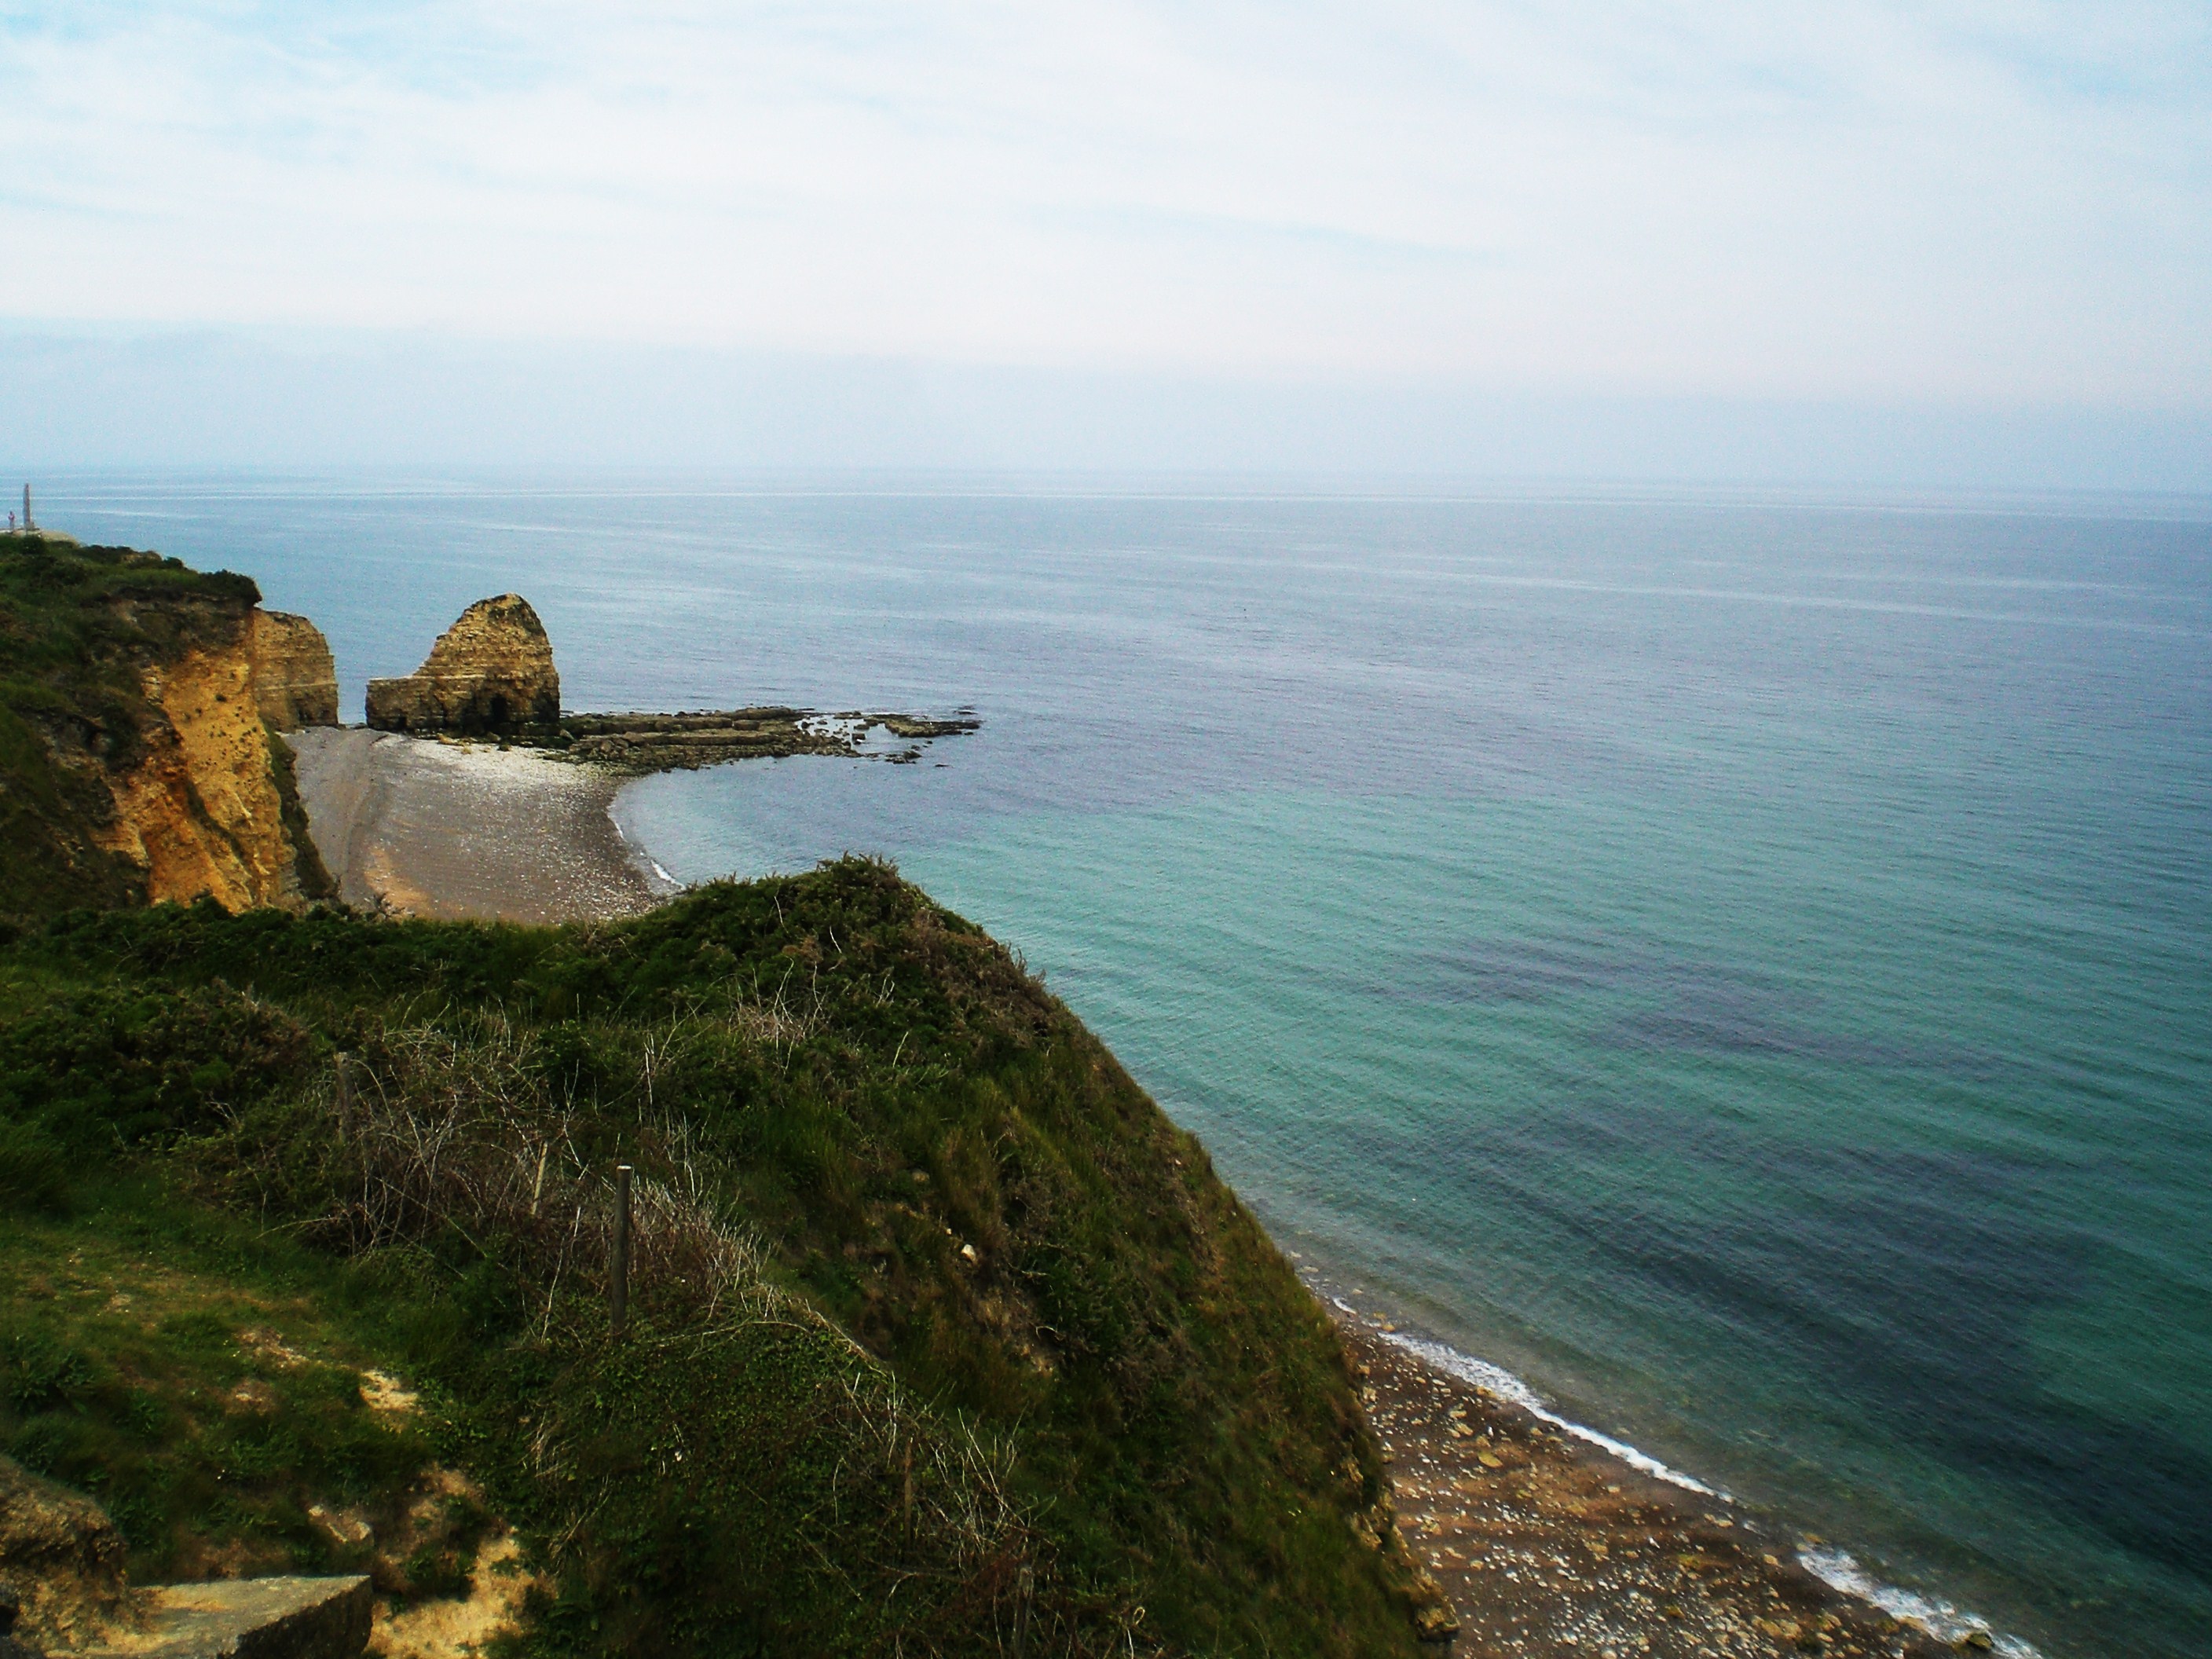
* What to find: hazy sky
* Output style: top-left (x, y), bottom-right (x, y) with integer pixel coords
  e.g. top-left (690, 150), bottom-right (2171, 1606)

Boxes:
top-left (4, 3), bottom-right (2210, 478)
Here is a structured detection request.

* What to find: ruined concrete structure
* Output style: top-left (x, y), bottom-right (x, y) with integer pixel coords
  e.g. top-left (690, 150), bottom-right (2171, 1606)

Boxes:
top-left (249, 610), bottom-right (340, 729)
top-left (364, 595), bottom-right (561, 737)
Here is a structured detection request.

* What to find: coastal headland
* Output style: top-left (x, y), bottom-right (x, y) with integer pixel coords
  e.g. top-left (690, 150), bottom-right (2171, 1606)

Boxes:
top-left (5, 543), bottom-right (1467, 1655)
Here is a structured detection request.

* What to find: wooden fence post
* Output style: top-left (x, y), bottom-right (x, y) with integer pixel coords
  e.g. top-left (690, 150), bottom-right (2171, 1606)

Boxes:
top-left (333, 1052), bottom-right (356, 1133)
top-left (611, 1164), bottom-right (633, 1337)
top-left (901, 1439), bottom-right (915, 1555)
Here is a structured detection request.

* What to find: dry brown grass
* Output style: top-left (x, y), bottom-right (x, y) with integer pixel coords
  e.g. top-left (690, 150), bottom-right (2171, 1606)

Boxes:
top-left (314, 1012), bottom-right (764, 1330)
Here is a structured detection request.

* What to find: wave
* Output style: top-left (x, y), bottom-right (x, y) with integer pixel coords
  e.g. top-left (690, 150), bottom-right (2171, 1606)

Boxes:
top-left (1798, 1547), bottom-right (2038, 1658)
top-left (1357, 1314), bottom-right (2042, 1659)
top-left (608, 808), bottom-right (683, 892)
top-left (1364, 1320), bottom-right (1724, 1498)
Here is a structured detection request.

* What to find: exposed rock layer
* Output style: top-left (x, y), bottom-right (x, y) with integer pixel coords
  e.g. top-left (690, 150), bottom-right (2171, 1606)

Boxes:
top-left (548, 709), bottom-right (981, 773)
top-left (247, 612), bottom-right (339, 730)
top-left (0, 538), bottom-right (339, 917)
top-left (93, 631), bottom-right (332, 913)
top-left (0, 1455), bottom-right (128, 1649)
top-left (365, 595), bottom-right (559, 737)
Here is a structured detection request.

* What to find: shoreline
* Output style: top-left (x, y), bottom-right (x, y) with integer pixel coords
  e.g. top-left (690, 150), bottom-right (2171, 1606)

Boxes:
top-left (281, 731), bottom-right (2027, 1657)
top-left (287, 727), bottom-right (676, 924)
top-left (1307, 1267), bottom-right (2006, 1659)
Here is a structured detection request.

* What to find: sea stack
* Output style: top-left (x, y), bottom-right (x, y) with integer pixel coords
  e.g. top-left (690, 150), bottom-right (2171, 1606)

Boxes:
top-left (365, 594), bottom-right (561, 737)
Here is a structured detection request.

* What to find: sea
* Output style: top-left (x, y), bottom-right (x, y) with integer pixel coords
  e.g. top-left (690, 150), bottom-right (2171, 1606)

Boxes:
top-left (38, 473), bottom-right (2212, 1659)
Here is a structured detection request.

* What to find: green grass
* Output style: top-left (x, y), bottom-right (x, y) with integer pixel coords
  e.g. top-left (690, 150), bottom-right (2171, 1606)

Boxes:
top-left (0, 859), bottom-right (1437, 1657)
top-left (0, 1193), bottom-right (439, 1584)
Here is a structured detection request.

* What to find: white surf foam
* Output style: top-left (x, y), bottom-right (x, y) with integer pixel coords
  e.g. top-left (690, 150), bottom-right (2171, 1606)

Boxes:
top-left (1375, 1329), bottom-right (1725, 1498)
top-left (1373, 1327), bottom-right (2039, 1655)
top-left (1798, 1547), bottom-right (2039, 1658)
top-left (608, 808), bottom-right (685, 893)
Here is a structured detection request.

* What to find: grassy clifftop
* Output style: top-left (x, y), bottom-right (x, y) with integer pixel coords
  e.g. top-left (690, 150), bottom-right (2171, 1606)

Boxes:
top-left (0, 856), bottom-right (1443, 1655)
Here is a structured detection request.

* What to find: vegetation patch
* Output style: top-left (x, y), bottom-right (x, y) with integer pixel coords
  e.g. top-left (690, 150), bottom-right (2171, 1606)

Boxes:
top-left (0, 859), bottom-right (1440, 1657)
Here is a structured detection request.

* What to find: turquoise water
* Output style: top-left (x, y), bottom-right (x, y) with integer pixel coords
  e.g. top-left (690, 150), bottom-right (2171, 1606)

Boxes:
top-left (40, 475), bottom-right (2212, 1657)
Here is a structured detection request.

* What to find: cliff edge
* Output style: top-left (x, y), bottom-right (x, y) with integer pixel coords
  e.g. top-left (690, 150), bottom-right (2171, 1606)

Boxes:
top-left (250, 610), bottom-right (340, 730)
top-left (0, 534), bottom-right (338, 919)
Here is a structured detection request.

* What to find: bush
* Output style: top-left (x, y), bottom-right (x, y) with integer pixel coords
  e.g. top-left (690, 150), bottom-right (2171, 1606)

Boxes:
top-left (0, 1119), bottom-right (66, 1213)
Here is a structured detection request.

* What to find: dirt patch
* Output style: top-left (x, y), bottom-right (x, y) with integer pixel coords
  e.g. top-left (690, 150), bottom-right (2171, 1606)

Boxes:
top-left (236, 1326), bottom-right (311, 1370)
top-left (372, 1533), bottom-right (539, 1659)
top-left (359, 1370), bottom-right (419, 1419)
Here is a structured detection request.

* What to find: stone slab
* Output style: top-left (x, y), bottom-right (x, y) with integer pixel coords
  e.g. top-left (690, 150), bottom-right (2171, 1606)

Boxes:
top-left (75, 1577), bottom-right (372, 1659)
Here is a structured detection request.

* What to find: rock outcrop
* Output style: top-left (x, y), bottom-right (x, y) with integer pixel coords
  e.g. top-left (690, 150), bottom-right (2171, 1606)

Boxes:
top-left (548, 709), bottom-right (980, 773)
top-left (0, 539), bottom-right (341, 917)
top-left (365, 596), bottom-right (559, 737)
top-left (247, 612), bottom-right (339, 731)
top-left (0, 1455), bottom-right (128, 1649)
top-left (93, 628), bottom-right (334, 913)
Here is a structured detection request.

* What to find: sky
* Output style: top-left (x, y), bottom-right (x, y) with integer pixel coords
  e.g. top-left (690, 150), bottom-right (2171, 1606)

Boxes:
top-left (3, 2), bottom-right (2210, 484)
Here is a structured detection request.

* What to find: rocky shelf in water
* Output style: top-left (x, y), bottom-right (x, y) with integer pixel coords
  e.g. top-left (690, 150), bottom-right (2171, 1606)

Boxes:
top-left (526, 708), bottom-right (980, 774)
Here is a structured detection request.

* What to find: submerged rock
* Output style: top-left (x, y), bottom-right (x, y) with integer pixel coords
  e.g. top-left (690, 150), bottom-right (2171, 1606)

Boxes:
top-left (365, 595), bottom-right (560, 738)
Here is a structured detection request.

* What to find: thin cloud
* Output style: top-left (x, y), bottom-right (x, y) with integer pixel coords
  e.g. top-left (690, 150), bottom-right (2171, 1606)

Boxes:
top-left (1, 2), bottom-right (2207, 401)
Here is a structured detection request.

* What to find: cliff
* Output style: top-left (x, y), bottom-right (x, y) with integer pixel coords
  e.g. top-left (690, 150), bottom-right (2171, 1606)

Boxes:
top-left (365, 594), bottom-right (559, 736)
top-left (0, 534), bottom-right (337, 919)
top-left (250, 610), bottom-right (340, 729)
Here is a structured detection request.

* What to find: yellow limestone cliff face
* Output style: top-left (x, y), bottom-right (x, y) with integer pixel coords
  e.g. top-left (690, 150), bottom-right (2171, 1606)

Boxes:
top-left (93, 610), bottom-right (339, 912)
top-left (250, 609), bottom-right (340, 728)
top-left (365, 594), bottom-right (560, 736)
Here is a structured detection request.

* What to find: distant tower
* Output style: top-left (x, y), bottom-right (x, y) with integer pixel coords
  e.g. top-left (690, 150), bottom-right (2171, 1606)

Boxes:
top-left (20, 485), bottom-right (30, 533)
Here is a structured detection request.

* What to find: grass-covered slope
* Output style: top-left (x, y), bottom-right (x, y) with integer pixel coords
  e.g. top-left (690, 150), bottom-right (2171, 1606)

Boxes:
top-left (0, 534), bottom-right (273, 917)
top-left (0, 860), bottom-right (1441, 1656)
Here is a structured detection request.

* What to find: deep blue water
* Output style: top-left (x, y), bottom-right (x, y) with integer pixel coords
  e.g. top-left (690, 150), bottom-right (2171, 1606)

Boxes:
top-left (38, 474), bottom-right (2212, 1658)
